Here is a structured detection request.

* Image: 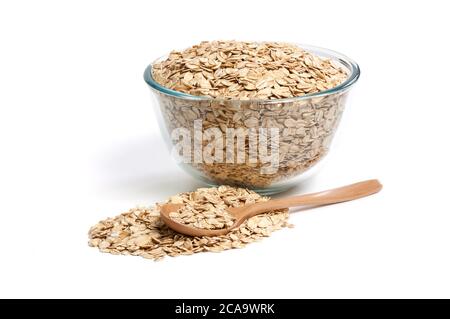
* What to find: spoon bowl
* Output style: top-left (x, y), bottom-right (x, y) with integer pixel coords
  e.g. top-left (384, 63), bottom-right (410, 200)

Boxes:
top-left (160, 179), bottom-right (382, 237)
top-left (160, 203), bottom-right (242, 236)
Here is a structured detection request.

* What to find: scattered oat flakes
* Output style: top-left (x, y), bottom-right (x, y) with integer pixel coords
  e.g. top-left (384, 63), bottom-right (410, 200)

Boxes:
top-left (88, 186), bottom-right (291, 260)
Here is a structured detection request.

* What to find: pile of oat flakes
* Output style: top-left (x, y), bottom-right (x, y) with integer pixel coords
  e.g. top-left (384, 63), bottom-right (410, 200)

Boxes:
top-left (88, 186), bottom-right (291, 260)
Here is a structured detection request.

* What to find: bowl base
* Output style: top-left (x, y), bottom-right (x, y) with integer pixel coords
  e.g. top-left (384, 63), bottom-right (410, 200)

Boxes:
top-left (203, 181), bottom-right (294, 196)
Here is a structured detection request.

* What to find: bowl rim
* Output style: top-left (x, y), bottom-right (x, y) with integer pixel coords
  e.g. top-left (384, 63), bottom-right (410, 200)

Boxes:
top-left (143, 43), bottom-right (360, 103)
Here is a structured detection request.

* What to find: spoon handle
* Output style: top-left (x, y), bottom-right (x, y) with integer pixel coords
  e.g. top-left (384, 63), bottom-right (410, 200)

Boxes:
top-left (238, 179), bottom-right (382, 218)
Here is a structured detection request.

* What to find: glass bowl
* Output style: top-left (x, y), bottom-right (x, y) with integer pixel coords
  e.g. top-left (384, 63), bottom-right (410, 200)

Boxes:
top-left (144, 44), bottom-right (360, 194)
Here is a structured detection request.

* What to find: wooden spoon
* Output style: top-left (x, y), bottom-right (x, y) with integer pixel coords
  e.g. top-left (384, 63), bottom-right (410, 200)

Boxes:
top-left (160, 179), bottom-right (382, 237)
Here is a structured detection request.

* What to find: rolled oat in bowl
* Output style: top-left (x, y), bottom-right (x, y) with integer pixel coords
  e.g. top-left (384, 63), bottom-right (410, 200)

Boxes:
top-left (152, 41), bottom-right (348, 99)
top-left (144, 41), bottom-right (360, 194)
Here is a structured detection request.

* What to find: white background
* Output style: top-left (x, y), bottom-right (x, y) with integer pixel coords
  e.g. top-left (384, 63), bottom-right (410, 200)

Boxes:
top-left (1, 0), bottom-right (449, 298)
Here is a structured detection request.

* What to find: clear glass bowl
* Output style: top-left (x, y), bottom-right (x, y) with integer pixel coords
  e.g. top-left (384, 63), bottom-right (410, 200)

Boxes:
top-left (144, 44), bottom-right (360, 194)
